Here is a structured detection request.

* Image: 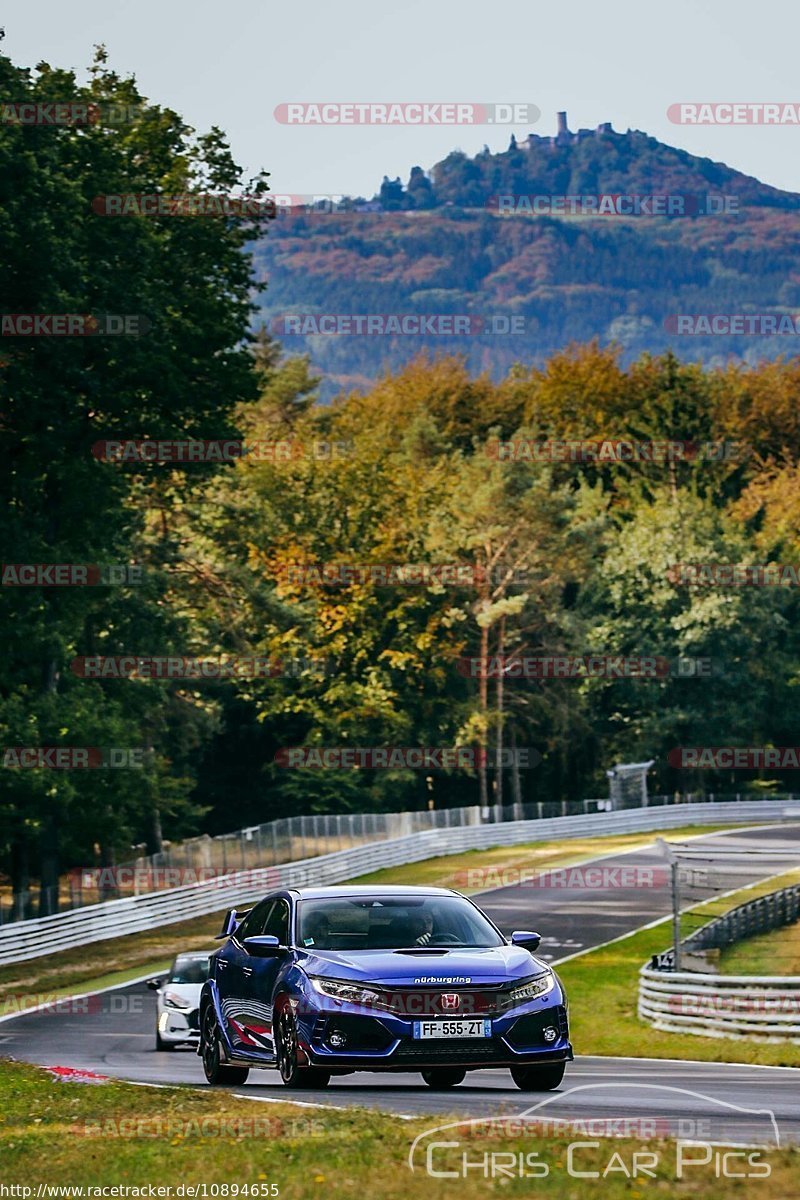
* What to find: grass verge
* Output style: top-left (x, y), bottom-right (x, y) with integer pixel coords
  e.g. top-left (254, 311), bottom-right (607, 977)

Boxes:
top-left (718, 919), bottom-right (800, 975)
top-left (350, 822), bottom-right (746, 890)
top-left (0, 1059), bottom-right (796, 1196)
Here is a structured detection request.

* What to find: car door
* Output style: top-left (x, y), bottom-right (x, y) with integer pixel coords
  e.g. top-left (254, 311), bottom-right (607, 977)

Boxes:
top-left (216, 899), bottom-right (272, 1050)
top-left (244, 897), bottom-right (291, 1056)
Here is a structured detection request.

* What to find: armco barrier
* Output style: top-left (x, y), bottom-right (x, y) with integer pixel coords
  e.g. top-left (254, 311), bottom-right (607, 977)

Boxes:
top-left (682, 883), bottom-right (800, 954)
top-left (0, 799), bottom-right (794, 966)
top-left (639, 968), bottom-right (800, 1041)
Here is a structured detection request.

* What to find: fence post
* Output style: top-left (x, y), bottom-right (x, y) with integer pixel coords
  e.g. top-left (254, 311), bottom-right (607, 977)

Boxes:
top-left (656, 838), bottom-right (681, 971)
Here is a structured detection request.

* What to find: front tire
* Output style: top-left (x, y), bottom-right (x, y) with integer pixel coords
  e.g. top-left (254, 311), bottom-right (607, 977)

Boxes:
top-left (421, 1068), bottom-right (466, 1089)
top-left (275, 1005), bottom-right (330, 1089)
top-left (510, 1062), bottom-right (565, 1091)
top-left (155, 1030), bottom-right (174, 1052)
top-left (201, 1006), bottom-right (250, 1086)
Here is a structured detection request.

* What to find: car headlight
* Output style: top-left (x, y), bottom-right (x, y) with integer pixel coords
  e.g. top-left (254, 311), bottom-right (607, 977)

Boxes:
top-left (163, 991), bottom-right (193, 1011)
top-left (308, 977), bottom-right (384, 1007)
top-left (506, 972), bottom-right (555, 1007)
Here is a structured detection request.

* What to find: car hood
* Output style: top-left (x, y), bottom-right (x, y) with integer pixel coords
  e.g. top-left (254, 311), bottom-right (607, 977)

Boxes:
top-left (296, 945), bottom-right (549, 986)
top-left (160, 983), bottom-right (203, 1005)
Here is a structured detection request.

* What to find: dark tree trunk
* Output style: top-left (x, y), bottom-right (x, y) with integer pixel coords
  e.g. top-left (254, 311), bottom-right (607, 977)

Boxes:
top-left (10, 839), bottom-right (32, 921)
top-left (495, 617), bottom-right (505, 809)
top-left (144, 734), bottom-right (163, 856)
top-left (37, 814), bottom-right (60, 916)
top-left (98, 837), bottom-right (119, 901)
top-left (146, 801), bottom-right (163, 857)
top-left (510, 727), bottom-right (523, 812)
top-left (478, 622), bottom-right (489, 808)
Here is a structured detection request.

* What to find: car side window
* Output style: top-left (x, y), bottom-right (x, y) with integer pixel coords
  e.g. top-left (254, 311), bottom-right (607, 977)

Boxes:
top-left (235, 899), bottom-right (273, 941)
top-left (262, 898), bottom-right (290, 946)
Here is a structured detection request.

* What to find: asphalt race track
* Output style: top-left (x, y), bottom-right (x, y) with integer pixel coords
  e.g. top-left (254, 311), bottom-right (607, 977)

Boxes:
top-left (4, 823), bottom-right (800, 1143)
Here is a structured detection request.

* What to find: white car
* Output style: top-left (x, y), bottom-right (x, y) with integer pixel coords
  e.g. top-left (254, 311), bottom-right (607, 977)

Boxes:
top-left (148, 952), bottom-right (211, 1050)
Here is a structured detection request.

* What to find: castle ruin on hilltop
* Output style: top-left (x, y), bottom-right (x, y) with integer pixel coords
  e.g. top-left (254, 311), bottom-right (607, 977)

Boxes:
top-left (519, 111), bottom-right (614, 151)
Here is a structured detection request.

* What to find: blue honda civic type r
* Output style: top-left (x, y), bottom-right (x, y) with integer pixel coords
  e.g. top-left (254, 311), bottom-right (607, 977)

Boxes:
top-left (198, 885), bottom-right (572, 1091)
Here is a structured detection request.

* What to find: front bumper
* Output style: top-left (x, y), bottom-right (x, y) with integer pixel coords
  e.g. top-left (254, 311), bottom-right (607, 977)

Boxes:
top-left (297, 998), bottom-right (572, 1071)
top-left (158, 1007), bottom-right (200, 1043)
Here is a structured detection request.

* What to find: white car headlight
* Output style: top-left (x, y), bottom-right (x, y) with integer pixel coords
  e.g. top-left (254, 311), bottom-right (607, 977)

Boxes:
top-left (308, 977), bottom-right (384, 1006)
top-left (163, 990), bottom-right (193, 1011)
top-left (506, 972), bottom-right (555, 1007)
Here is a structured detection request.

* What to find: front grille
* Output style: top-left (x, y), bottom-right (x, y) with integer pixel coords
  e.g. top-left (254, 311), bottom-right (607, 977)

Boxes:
top-left (391, 1038), bottom-right (511, 1065)
top-left (318, 1014), bottom-right (395, 1052)
top-left (374, 985), bottom-right (509, 1018)
top-left (186, 1009), bottom-right (200, 1031)
top-left (506, 1005), bottom-right (568, 1049)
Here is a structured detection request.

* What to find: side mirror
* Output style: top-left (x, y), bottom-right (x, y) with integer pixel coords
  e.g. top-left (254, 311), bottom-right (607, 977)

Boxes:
top-left (243, 935), bottom-right (282, 957)
top-left (510, 930), bottom-right (542, 952)
top-left (146, 978), bottom-right (163, 991)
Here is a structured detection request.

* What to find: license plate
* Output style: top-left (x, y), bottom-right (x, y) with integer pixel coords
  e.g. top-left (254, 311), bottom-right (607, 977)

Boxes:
top-left (412, 1019), bottom-right (491, 1039)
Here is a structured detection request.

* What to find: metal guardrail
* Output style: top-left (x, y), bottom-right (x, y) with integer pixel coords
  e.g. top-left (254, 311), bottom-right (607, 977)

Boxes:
top-left (0, 798), bottom-right (793, 967)
top-left (639, 968), bottom-right (800, 1041)
top-left (3, 796), bottom-right (621, 921)
top-left (639, 883), bottom-right (800, 1041)
top-left (682, 884), bottom-right (800, 954)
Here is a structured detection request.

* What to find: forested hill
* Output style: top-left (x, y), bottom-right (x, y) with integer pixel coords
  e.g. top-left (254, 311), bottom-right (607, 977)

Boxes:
top-left (252, 117), bottom-right (800, 400)
top-left (380, 119), bottom-right (800, 212)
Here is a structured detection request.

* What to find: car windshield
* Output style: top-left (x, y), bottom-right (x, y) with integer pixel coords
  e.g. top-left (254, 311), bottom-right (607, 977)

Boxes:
top-left (297, 896), bottom-right (504, 951)
top-left (169, 957), bottom-right (210, 985)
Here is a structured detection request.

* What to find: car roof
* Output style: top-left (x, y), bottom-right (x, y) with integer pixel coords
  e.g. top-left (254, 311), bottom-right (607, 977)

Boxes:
top-left (288, 885), bottom-right (458, 899)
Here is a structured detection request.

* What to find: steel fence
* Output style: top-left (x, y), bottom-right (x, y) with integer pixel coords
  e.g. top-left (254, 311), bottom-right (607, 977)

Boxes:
top-left (3, 790), bottom-right (788, 923)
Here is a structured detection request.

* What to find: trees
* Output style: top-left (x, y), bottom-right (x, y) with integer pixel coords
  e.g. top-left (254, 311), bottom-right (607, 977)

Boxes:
top-left (0, 48), bottom-right (270, 909)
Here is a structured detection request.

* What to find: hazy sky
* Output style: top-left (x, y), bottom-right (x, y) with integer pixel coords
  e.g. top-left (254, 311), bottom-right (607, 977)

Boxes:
top-left (5, 0), bottom-right (799, 197)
